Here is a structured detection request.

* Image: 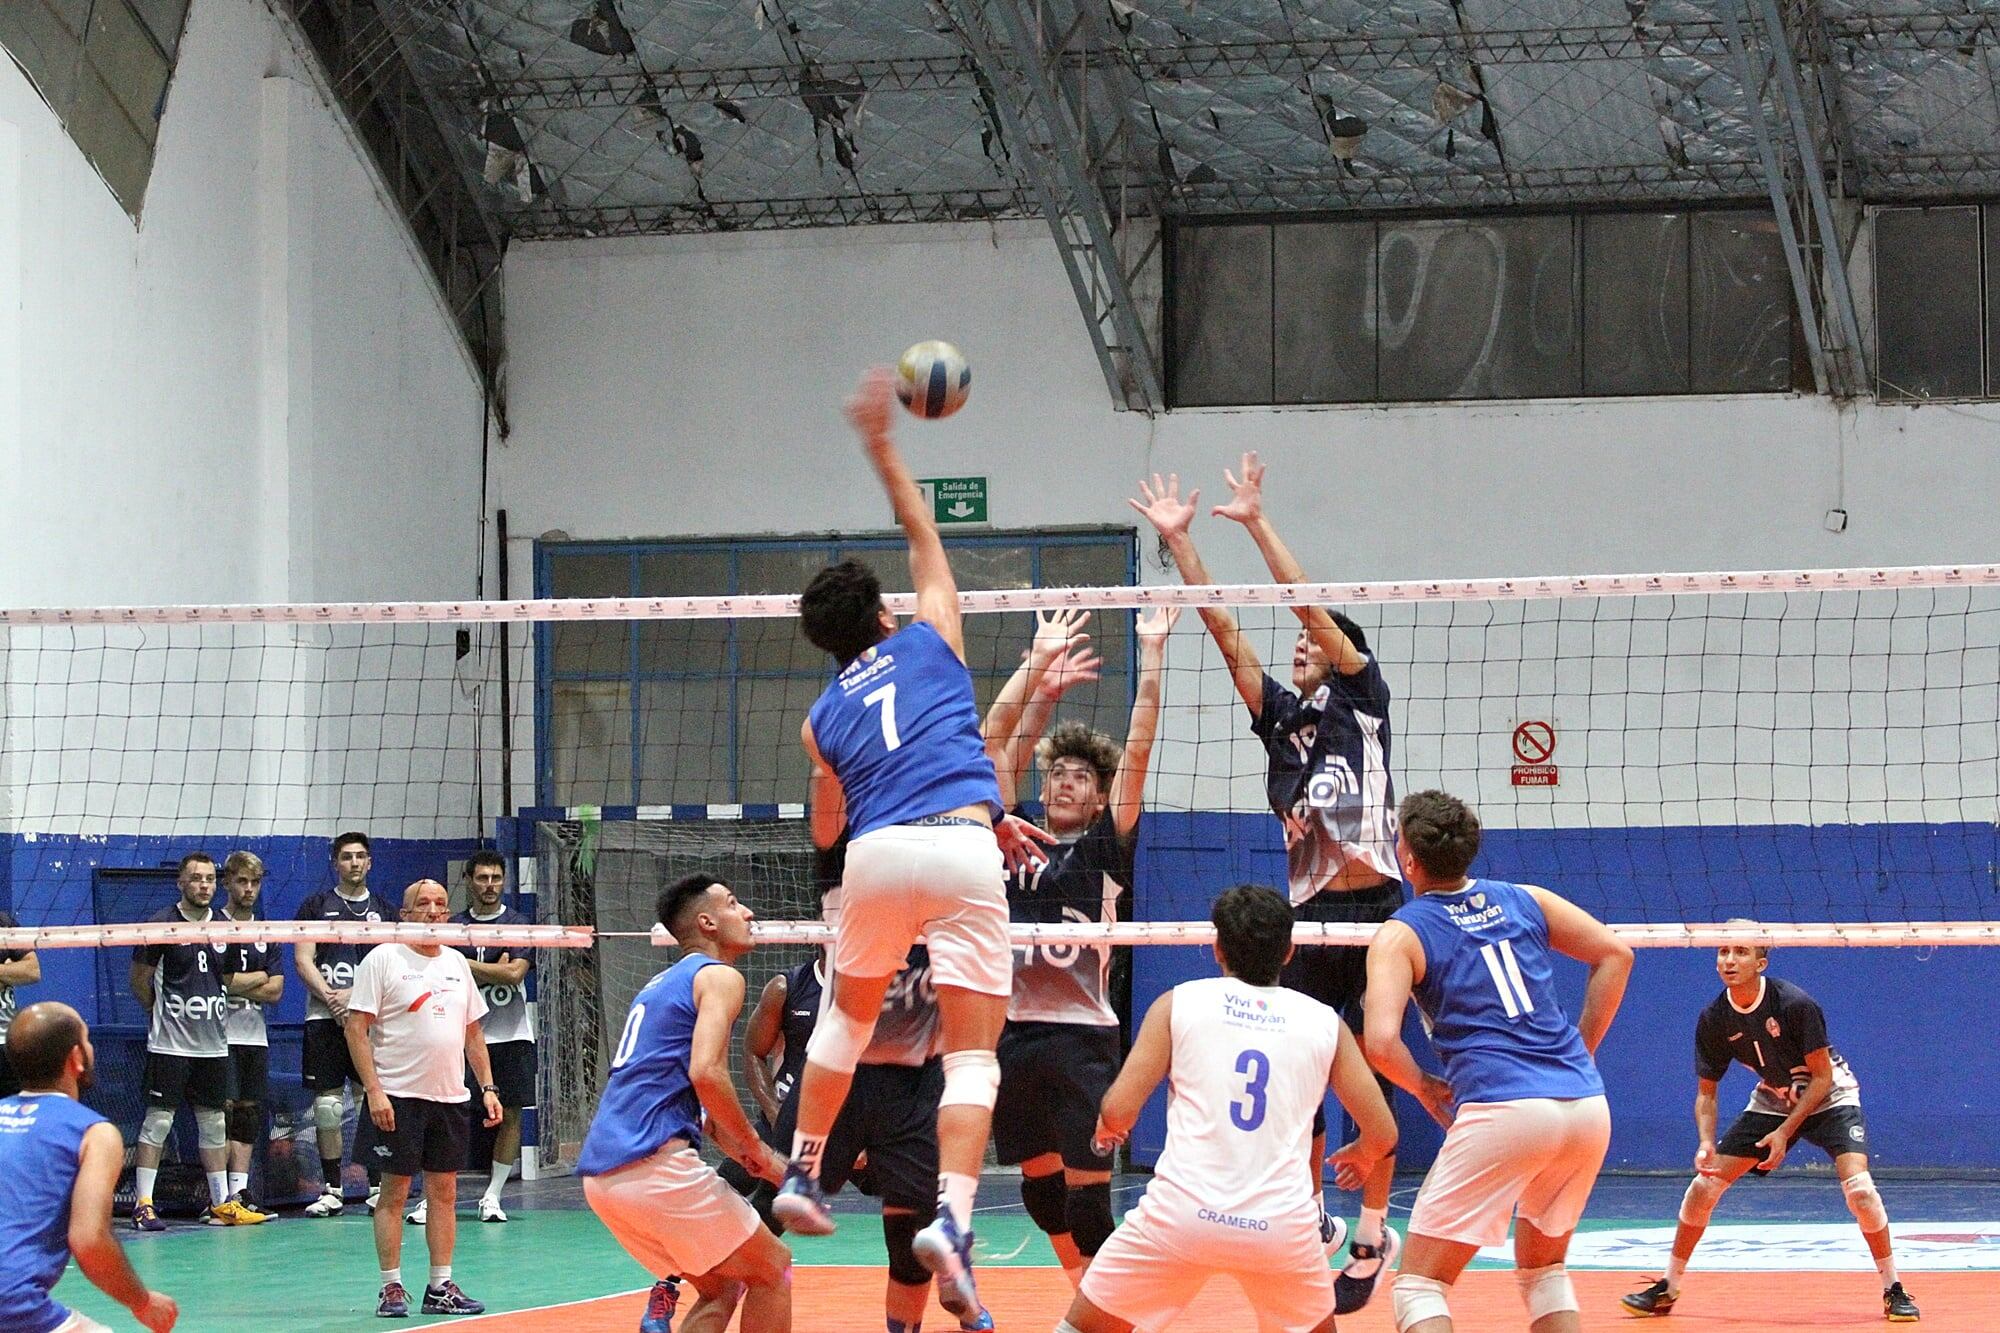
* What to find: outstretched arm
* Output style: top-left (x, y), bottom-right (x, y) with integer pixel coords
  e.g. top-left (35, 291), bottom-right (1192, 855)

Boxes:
top-left (847, 368), bottom-right (964, 659)
top-left (1093, 990), bottom-right (1173, 1151)
top-left (1130, 473), bottom-right (1267, 714)
top-left (1524, 885), bottom-right (1633, 1055)
top-left (1211, 451), bottom-right (1366, 676)
top-left (1109, 606), bottom-right (1179, 838)
top-left (982, 609), bottom-right (1094, 805)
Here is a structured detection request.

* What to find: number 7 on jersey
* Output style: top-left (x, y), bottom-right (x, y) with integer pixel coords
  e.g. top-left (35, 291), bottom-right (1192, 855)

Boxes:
top-left (864, 682), bottom-right (902, 751)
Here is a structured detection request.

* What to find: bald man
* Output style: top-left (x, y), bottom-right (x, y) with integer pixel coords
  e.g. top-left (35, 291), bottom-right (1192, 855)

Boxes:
top-left (345, 880), bottom-right (503, 1318)
top-left (0, 1002), bottom-right (178, 1332)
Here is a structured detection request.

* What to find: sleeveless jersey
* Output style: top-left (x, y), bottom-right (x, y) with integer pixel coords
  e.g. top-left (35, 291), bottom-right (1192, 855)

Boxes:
top-left (0, 911), bottom-right (23, 1044)
top-left (1695, 976), bottom-right (1861, 1115)
top-left (453, 906), bottom-right (536, 1044)
top-left (806, 621), bottom-right (1001, 837)
top-left (220, 924), bottom-right (280, 1048)
top-left (773, 959), bottom-right (822, 1109)
top-left (1145, 977), bottom-right (1342, 1244)
top-left (133, 906), bottom-right (233, 1058)
top-left (577, 953), bottom-right (723, 1176)
top-left (296, 888), bottom-right (398, 1021)
top-left (0, 1091), bottom-right (105, 1333)
top-left (1251, 665), bottom-right (1397, 901)
top-left (1393, 880), bottom-right (1603, 1108)
top-left (1005, 808), bottom-right (1132, 1027)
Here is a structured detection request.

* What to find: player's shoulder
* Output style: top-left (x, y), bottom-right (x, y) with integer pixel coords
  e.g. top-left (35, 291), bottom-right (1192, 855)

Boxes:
top-left (294, 889), bottom-right (330, 916)
top-left (1766, 975), bottom-right (1823, 1013)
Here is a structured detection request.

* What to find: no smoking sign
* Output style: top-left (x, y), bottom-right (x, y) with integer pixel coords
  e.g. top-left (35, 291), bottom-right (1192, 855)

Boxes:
top-left (1511, 720), bottom-right (1559, 787)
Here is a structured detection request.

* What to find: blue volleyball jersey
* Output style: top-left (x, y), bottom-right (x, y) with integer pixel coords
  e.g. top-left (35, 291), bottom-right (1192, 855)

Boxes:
top-left (0, 1091), bottom-right (105, 1333)
top-left (576, 953), bottom-right (724, 1176)
top-left (806, 621), bottom-right (1001, 838)
top-left (1394, 880), bottom-right (1603, 1108)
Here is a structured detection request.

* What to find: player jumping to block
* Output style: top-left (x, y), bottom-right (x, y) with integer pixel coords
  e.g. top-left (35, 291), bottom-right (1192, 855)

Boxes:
top-left (1364, 790), bottom-right (1632, 1333)
top-left (774, 367), bottom-right (1056, 1322)
top-left (1061, 884), bottom-right (1397, 1333)
top-left (579, 874), bottom-right (793, 1333)
top-left (1620, 932), bottom-right (1920, 1322)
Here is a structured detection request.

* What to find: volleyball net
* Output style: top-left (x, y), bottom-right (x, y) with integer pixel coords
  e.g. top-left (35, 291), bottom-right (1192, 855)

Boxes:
top-left (2, 562), bottom-right (1996, 1184)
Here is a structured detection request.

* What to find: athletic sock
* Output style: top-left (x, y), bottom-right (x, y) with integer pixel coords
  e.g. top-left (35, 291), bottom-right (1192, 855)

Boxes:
top-left (319, 1154), bottom-right (343, 1191)
top-left (380, 1270), bottom-right (401, 1288)
top-left (1664, 1255), bottom-right (1688, 1295)
top-left (790, 1132), bottom-right (827, 1180)
top-left (1876, 1254), bottom-right (1899, 1289)
top-left (207, 1171), bottom-right (229, 1206)
top-left (939, 1172), bottom-right (979, 1233)
top-left (135, 1166), bottom-right (158, 1203)
top-left (484, 1160), bottom-right (513, 1203)
top-left (428, 1265), bottom-right (451, 1289)
top-left (227, 1172), bottom-right (249, 1197)
top-left (1358, 1205), bottom-right (1388, 1248)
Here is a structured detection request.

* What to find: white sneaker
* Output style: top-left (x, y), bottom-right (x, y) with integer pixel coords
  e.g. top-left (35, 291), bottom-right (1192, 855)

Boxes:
top-left (304, 1189), bottom-right (344, 1218)
top-left (405, 1198), bottom-right (427, 1225)
top-left (478, 1198), bottom-right (507, 1223)
top-left (364, 1186), bottom-right (381, 1215)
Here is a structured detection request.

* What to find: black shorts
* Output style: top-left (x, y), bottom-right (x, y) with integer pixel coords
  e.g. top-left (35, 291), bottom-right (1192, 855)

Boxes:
top-left (1280, 882), bottom-right (1404, 1023)
top-left (0, 1042), bottom-right (17, 1099)
top-left (373, 1096), bottom-right (471, 1177)
top-left (302, 1019), bottom-right (358, 1092)
top-left (773, 1060), bottom-right (941, 1211)
top-left (226, 1044), bottom-right (269, 1105)
top-left (480, 1040), bottom-right (536, 1109)
top-left (1720, 1103), bottom-right (1871, 1168)
top-left (145, 1052), bottom-right (229, 1111)
top-left (993, 1021), bottom-right (1121, 1171)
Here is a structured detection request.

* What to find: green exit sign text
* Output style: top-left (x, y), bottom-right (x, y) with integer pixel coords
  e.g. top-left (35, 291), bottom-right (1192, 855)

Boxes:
top-left (919, 476), bottom-right (988, 524)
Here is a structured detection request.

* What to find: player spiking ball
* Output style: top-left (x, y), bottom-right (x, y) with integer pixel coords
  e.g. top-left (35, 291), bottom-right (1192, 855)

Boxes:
top-left (774, 366), bottom-right (1056, 1322)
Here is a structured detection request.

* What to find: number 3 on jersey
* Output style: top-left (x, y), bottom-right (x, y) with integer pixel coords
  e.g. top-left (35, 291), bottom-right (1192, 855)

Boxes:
top-left (863, 682), bottom-right (901, 751)
top-left (1231, 1048), bottom-right (1270, 1131)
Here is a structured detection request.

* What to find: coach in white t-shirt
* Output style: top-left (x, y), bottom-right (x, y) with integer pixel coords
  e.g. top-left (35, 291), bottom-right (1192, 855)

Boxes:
top-left (345, 880), bottom-right (503, 1319)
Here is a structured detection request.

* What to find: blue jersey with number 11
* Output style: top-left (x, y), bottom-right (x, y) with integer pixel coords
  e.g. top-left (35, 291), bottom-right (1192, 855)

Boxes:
top-left (1394, 879), bottom-right (1602, 1109)
top-left (807, 621), bottom-right (1001, 838)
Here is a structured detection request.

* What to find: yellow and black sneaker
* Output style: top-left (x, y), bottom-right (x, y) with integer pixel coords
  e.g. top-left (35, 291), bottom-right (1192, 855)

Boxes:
top-left (1621, 1278), bottom-right (1676, 1316)
top-left (205, 1198), bottom-right (271, 1226)
top-left (1883, 1282), bottom-right (1920, 1322)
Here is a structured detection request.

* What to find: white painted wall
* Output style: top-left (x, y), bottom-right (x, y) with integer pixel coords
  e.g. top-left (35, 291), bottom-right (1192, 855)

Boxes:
top-left (497, 223), bottom-right (2000, 831)
top-left (0, 0), bottom-right (489, 841)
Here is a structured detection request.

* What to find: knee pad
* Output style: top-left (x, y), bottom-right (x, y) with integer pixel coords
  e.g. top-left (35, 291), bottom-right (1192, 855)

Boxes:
top-left (1020, 1171), bottom-right (1068, 1237)
top-left (1516, 1263), bottom-right (1578, 1321)
top-left (313, 1091), bottom-right (344, 1134)
top-left (1392, 1273), bottom-right (1452, 1332)
top-left (804, 1005), bottom-right (877, 1076)
top-left (939, 1050), bottom-right (1001, 1111)
top-left (1066, 1180), bottom-right (1114, 1257)
top-left (139, 1107), bottom-right (175, 1149)
top-left (1843, 1170), bottom-right (1889, 1231)
top-left (881, 1210), bottom-right (928, 1287)
top-left (195, 1106), bottom-right (228, 1151)
top-left (227, 1101), bottom-right (263, 1144)
top-left (1679, 1172), bottom-right (1729, 1227)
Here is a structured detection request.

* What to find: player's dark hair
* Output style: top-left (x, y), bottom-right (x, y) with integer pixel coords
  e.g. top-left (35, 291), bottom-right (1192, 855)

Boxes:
top-left (1037, 720), bottom-right (1120, 795)
top-left (1399, 789), bottom-right (1481, 882)
top-left (7, 1004), bottom-right (85, 1087)
top-left (176, 851), bottom-right (215, 877)
top-left (800, 559), bottom-right (889, 666)
top-left (332, 830), bottom-right (371, 858)
top-left (1211, 884), bottom-right (1294, 986)
top-left (465, 850), bottom-right (507, 877)
top-left (1331, 612), bottom-right (1369, 655)
top-left (658, 872), bottom-right (725, 939)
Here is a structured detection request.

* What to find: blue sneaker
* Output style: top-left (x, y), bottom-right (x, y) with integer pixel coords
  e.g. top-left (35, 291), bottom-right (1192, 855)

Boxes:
top-left (912, 1207), bottom-right (980, 1319)
top-left (770, 1166), bottom-right (835, 1236)
top-left (960, 1309), bottom-right (996, 1331)
top-left (639, 1277), bottom-right (680, 1333)
top-left (421, 1280), bottom-right (486, 1315)
top-left (375, 1281), bottom-right (410, 1318)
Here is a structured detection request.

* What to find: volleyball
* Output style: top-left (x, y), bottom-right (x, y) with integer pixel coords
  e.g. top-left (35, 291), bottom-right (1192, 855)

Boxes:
top-left (894, 340), bottom-right (971, 419)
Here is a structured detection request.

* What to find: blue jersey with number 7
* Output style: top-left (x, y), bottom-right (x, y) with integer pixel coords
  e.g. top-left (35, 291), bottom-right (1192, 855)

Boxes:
top-left (1395, 879), bottom-right (1603, 1108)
top-left (807, 621), bottom-right (1001, 838)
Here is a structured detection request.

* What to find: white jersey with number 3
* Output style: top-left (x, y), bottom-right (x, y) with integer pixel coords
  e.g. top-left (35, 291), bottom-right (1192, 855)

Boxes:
top-left (1139, 976), bottom-right (1342, 1258)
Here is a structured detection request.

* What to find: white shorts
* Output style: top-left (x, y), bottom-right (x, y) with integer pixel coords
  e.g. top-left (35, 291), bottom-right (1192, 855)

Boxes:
top-left (52, 1314), bottom-right (112, 1333)
top-left (833, 823), bottom-right (1010, 996)
top-left (583, 1143), bottom-right (762, 1279)
top-left (1080, 1198), bottom-right (1333, 1333)
top-left (1409, 1095), bottom-right (1612, 1249)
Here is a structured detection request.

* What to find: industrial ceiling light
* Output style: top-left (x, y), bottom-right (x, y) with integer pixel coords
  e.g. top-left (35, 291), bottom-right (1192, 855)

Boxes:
top-left (1327, 114), bottom-right (1368, 163)
top-left (568, 0), bottom-right (636, 57)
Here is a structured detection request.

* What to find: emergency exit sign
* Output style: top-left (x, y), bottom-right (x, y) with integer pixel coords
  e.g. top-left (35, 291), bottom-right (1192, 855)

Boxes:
top-left (919, 476), bottom-right (988, 524)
